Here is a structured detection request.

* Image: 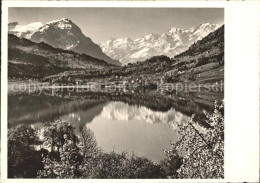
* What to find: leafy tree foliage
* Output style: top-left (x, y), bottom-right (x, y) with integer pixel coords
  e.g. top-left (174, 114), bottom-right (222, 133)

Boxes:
top-left (160, 149), bottom-right (183, 178)
top-left (37, 137), bottom-right (84, 178)
top-left (42, 119), bottom-right (77, 152)
top-left (9, 101), bottom-right (224, 179)
top-left (164, 100), bottom-right (224, 178)
top-left (37, 122), bottom-right (168, 179)
top-left (93, 152), bottom-right (166, 178)
top-left (8, 125), bottom-right (43, 178)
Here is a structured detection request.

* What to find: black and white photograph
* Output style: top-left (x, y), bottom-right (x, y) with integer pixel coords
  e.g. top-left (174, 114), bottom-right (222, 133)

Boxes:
top-left (7, 7), bottom-right (225, 179)
top-left (6, 6), bottom-right (226, 180)
top-left (1, 0), bottom-right (260, 182)
top-left (6, 7), bottom-right (225, 179)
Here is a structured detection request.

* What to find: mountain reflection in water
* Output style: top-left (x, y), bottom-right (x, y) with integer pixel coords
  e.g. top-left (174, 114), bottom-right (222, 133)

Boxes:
top-left (8, 88), bottom-right (222, 161)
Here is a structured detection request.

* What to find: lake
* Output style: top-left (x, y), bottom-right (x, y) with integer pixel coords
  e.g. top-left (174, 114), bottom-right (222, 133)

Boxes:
top-left (8, 87), bottom-right (223, 162)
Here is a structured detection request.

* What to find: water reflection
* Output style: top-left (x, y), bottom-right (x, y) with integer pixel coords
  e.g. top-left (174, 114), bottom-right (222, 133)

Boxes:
top-left (99, 102), bottom-right (189, 128)
top-left (8, 88), bottom-right (223, 161)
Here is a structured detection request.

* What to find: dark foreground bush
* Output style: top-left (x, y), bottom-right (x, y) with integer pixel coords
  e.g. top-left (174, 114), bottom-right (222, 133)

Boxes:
top-left (8, 101), bottom-right (224, 180)
top-left (8, 120), bottom-right (177, 178)
top-left (93, 152), bottom-right (166, 178)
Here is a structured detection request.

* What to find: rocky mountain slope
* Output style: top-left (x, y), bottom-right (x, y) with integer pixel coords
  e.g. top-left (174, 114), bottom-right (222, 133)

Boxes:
top-left (45, 25), bottom-right (224, 84)
top-left (91, 25), bottom-right (224, 83)
top-left (9, 18), bottom-right (121, 66)
top-left (8, 22), bottom-right (19, 31)
top-left (8, 34), bottom-right (112, 79)
top-left (100, 23), bottom-right (219, 65)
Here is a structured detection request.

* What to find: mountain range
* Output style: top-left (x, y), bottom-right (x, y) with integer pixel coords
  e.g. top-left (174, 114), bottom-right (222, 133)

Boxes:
top-left (8, 18), bottom-right (121, 66)
top-left (87, 25), bottom-right (224, 85)
top-left (100, 101), bottom-right (189, 129)
top-left (8, 34), bottom-right (112, 79)
top-left (100, 23), bottom-right (220, 65)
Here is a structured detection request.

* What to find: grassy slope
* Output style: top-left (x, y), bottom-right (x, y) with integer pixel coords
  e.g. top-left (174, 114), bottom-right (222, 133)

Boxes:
top-left (49, 26), bottom-right (224, 85)
top-left (8, 34), bottom-right (113, 79)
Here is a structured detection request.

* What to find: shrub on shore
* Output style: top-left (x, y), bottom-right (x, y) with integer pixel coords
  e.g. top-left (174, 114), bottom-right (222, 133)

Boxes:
top-left (8, 100), bottom-right (224, 179)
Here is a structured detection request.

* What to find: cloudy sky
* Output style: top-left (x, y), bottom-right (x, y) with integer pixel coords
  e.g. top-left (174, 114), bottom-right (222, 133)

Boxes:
top-left (9, 8), bottom-right (224, 43)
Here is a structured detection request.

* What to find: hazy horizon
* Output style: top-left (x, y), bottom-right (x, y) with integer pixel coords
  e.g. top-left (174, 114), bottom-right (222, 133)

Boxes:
top-left (9, 8), bottom-right (224, 43)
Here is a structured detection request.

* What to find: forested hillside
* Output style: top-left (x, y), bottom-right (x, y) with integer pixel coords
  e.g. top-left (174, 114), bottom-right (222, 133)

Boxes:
top-left (51, 25), bottom-right (224, 84)
top-left (8, 34), bottom-right (112, 79)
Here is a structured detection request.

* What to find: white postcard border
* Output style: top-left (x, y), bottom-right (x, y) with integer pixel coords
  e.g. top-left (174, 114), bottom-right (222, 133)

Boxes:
top-left (1, 1), bottom-right (260, 182)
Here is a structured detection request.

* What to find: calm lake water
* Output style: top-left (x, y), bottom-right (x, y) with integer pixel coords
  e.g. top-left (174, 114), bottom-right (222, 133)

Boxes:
top-left (8, 88), bottom-right (223, 162)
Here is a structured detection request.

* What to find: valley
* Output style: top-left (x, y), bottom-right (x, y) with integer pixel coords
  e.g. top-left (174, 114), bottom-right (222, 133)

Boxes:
top-left (27, 25), bottom-right (224, 97)
top-left (100, 23), bottom-right (219, 65)
top-left (7, 13), bottom-right (224, 179)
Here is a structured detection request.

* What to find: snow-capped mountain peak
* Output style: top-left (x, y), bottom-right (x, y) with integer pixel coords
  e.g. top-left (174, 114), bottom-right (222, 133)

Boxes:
top-left (167, 27), bottom-right (184, 35)
top-left (199, 22), bottom-right (215, 27)
top-left (8, 19), bottom-right (120, 65)
top-left (46, 18), bottom-right (70, 24)
top-left (100, 23), bottom-right (220, 65)
top-left (144, 33), bottom-right (160, 41)
top-left (41, 18), bottom-right (75, 31)
top-left (36, 18), bottom-right (79, 36)
top-left (9, 22), bottom-right (44, 39)
top-left (193, 23), bottom-right (219, 33)
top-left (8, 22), bottom-right (19, 31)
top-left (118, 37), bottom-right (133, 43)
